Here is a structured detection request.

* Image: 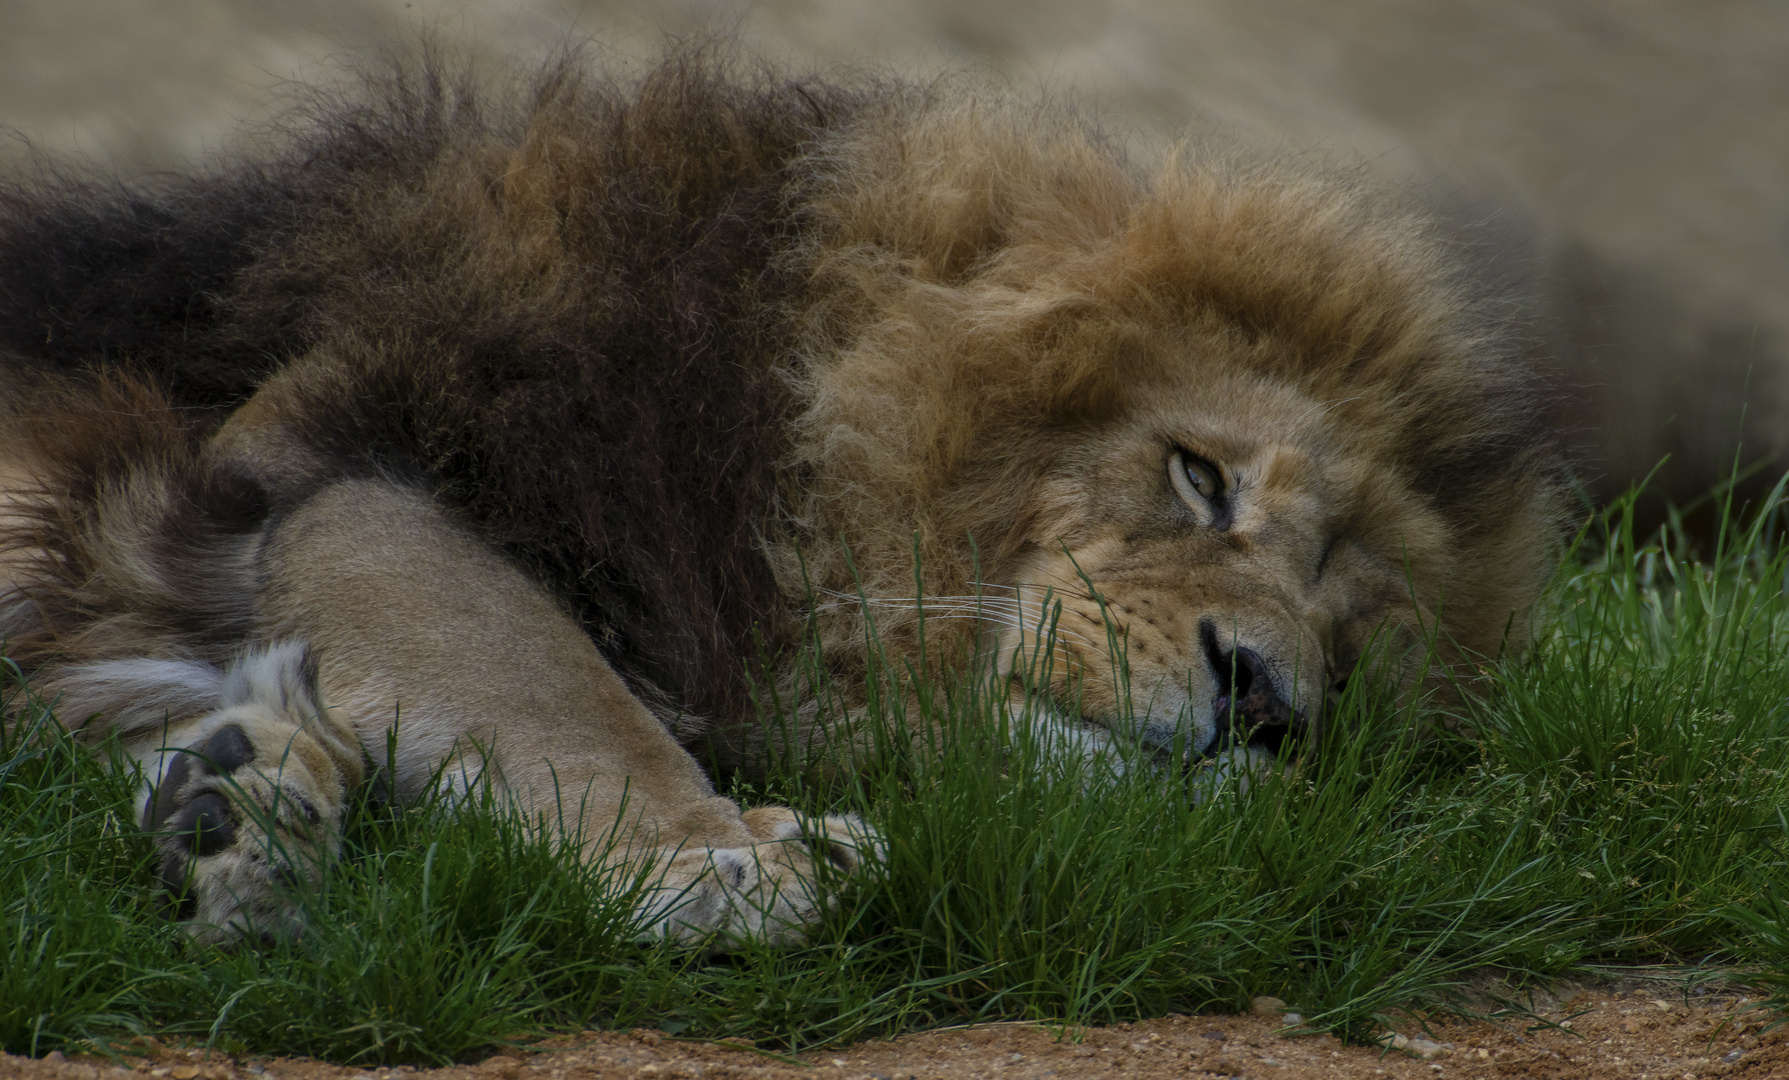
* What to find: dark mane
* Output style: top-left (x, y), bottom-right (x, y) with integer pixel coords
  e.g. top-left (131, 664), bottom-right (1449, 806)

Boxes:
top-left (1, 50), bottom-right (872, 727)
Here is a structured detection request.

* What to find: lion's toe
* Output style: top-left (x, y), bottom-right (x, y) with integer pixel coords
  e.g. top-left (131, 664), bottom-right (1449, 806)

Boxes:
top-left (805, 813), bottom-right (883, 874)
top-left (642, 808), bottom-right (880, 949)
top-left (738, 806), bottom-right (882, 872)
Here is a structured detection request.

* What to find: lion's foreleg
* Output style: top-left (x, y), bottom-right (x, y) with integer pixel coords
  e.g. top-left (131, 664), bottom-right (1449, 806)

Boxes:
top-left (252, 477), bottom-right (877, 947)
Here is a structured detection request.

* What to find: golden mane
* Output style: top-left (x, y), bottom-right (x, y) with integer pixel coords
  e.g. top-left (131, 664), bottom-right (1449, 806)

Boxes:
top-left (785, 98), bottom-right (1566, 688)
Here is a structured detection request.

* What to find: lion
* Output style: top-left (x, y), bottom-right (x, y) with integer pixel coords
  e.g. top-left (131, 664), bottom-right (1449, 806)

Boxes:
top-left (0, 51), bottom-right (1568, 946)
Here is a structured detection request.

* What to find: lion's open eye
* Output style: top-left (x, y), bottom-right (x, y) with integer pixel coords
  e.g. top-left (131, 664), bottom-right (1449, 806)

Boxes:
top-left (1169, 449), bottom-right (1226, 512)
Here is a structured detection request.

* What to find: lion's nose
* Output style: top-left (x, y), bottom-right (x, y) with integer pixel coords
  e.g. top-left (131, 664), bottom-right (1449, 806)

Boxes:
top-left (1200, 622), bottom-right (1315, 748)
top-left (1222, 645), bottom-right (1296, 728)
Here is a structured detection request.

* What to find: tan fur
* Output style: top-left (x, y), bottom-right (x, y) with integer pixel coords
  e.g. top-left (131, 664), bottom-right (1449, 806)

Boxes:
top-left (0, 53), bottom-right (1565, 947)
top-left (247, 476), bottom-right (873, 945)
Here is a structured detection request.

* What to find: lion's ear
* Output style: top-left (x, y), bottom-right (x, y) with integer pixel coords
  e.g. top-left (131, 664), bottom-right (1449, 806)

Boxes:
top-left (1029, 312), bottom-right (1138, 423)
top-left (220, 640), bottom-right (326, 721)
top-left (1040, 359), bottom-right (1123, 422)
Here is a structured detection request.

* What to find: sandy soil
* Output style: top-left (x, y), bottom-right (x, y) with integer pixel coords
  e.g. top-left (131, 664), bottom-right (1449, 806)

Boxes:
top-left (5, 982), bottom-right (1783, 1080)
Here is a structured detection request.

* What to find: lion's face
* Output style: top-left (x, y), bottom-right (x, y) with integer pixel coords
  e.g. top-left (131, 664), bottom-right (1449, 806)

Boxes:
top-left (989, 358), bottom-right (1448, 763)
top-left (790, 103), bottom-right (1568, 776)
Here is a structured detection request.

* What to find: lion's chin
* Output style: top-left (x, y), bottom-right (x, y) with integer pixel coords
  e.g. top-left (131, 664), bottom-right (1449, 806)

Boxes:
top-left (1189, 745), bottom-right (1287, 803)
top-left (1015, 697), bottom-right (1307, 798)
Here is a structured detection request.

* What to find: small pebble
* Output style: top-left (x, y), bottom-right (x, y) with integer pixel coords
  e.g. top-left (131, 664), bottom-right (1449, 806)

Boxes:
top-left (1406, 1038), bottom-right (1452, 1061)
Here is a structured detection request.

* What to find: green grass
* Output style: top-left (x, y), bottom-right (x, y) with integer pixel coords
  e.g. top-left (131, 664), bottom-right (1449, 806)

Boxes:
top-left (6, 482), bottom-right (1789, 1064)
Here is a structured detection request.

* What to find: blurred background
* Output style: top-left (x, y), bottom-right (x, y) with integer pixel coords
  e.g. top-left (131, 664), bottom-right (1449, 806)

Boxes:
top-left (3, 0), bottom-right (1785, 527)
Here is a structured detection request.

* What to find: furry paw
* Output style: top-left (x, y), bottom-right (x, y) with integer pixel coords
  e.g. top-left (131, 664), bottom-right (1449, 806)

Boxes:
top-left (140, 643), bottom-right (361, 944)
top-left (645, 808), bottom-right (883, 949)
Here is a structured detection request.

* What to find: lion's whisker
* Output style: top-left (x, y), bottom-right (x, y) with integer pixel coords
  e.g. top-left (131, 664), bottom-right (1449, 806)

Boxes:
top-left (808, 601), bottom-right (1098, 646)
top-left (1006, 582), bottom-right (1106, 605)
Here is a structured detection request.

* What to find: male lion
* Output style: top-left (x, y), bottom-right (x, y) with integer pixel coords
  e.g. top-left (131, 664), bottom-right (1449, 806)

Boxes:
top-left (0, 52), bottom-right (1567, 945)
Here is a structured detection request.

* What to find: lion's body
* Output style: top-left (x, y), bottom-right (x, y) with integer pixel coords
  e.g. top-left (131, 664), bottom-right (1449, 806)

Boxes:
top-left (0, 52), bottom-right (1567, 944)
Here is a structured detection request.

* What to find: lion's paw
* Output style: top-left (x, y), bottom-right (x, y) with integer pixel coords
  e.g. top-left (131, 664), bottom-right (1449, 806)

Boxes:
top-left (140, 643), bottom-right (359, 945)
top-left (645, 808), bottom-right (882, 949)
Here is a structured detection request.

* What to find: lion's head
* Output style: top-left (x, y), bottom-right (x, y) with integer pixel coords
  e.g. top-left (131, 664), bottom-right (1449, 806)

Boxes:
top-left (784, 97), bottom-right (1569, 764)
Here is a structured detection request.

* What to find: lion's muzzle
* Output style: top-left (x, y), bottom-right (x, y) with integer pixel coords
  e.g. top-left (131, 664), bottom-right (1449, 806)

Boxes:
top-left (1200, 621), bottom-right (1318, 760)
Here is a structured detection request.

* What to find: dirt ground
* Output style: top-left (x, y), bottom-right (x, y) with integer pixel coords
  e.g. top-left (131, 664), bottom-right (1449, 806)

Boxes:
top-left (6, 980), bottom-right (1783, 1080)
